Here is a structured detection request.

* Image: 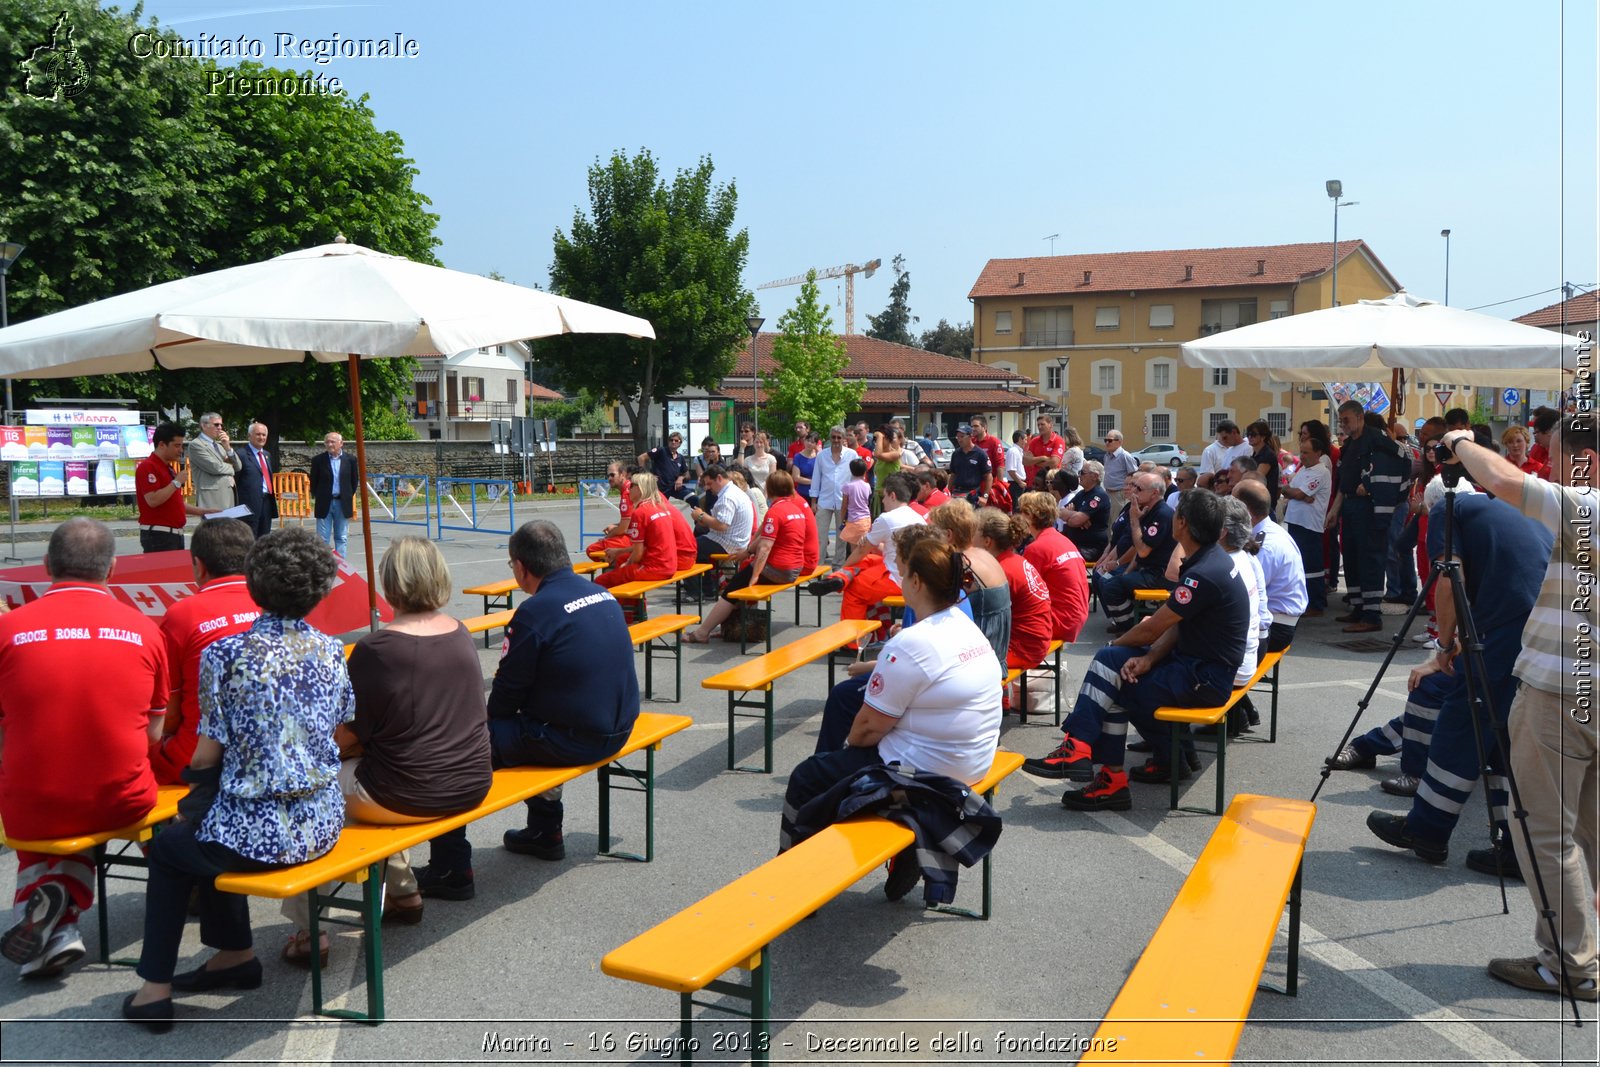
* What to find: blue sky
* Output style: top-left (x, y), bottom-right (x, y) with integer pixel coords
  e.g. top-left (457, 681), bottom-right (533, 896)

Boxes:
top-left (129, 0), bottom-right (1596, 329)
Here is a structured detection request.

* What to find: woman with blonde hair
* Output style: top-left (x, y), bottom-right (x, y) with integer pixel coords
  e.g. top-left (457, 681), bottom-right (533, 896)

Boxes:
top-left (1014, 491), bottom-right (1089, 642)
top-left (596, 471), bottom-right (679, 589)
top-left (924, 501), bottom-right (1010, 669)
top-left (1501, 424), bottom-right (1548, 478)
top-left (1061, 425), bottom-right (1086, 477)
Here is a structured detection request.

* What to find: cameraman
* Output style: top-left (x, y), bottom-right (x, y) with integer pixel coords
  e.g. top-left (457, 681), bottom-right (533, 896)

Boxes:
top-left (1436, 414), bottom-right (1597, 1003)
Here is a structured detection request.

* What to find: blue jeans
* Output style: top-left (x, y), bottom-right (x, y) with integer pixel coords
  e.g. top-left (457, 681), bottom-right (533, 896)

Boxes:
top-left (1384, 507), bottom-right (1419, 601)
top-left (317, 507), bottom-right (350, 557)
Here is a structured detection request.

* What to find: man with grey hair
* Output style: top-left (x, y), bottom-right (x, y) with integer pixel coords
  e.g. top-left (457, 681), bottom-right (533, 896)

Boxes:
top-left (809, 427), bottom-right (853, 563)
top-left (1101, 429), bottom-right (1139, 510)
top-left (0, 519), bottom-right (168, 979)
top-left (415, 520), bottom-right (640, 900)
top-left (186, 413), bottom-right (242, 511)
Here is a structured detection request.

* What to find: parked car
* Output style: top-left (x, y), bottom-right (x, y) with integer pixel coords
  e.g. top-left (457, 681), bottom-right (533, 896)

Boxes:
top-left (928, 437), bottom-right (956, 468)
top-left (1132, 443), bottom-right (1190, 467)
top-left (1082, 444), bottom-right (1107, 464)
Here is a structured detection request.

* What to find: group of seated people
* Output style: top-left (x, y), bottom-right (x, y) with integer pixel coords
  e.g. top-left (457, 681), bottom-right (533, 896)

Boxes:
top-left (0, 516), bottom-right (639, 1031)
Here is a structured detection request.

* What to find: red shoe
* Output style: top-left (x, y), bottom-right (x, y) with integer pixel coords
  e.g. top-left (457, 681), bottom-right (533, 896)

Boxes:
top-left (1022, 736), bottom-right (1093, 781)
top-left (1061, 768), bottom-right (1132, 811)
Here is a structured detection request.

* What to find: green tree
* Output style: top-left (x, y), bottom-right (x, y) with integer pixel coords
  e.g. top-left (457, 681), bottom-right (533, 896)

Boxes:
top-left (865, 253), bottom-right (916, 345)
top-left (762, 271), bottom-right (864, 432)
top-left (545, 149), bottom-right (756, 452)
top-left (0, 1), bottom-right (440, 441)
top-left (920, 319), bottom-right (974, 361)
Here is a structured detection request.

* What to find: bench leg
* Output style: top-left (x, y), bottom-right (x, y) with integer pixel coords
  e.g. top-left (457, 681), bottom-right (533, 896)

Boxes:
top-left (1260, 862), bottom-right (1304, 996)
top-left (1018, 670), bottom-right (1029, 725)
top-left (94, 843), bottom-right (112, 966)
top-left (726, 689), bottom-right (776, 773)
top-left (684, 951), bottom-right (772, 1066)
top-left (765, 601), bottom-right (774, 654)
top-left (674, 632), bottom-right (683, 704)
top-left (598, 743), bottom-right (657, 862)
top-left (1269, 660), bottom-right (1281, 744)
top-left (360, 864), bottom-right (386, 1023)
top-left (643, 634), bottom-right (656, 701)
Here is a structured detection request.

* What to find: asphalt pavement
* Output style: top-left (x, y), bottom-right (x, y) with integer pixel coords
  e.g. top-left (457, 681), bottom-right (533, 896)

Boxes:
top-left (0, 501), bottom-right (1593, 1065)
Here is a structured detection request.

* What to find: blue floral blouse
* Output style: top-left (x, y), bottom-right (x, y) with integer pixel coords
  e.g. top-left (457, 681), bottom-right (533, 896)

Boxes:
top-left (196, 614), bottom-right (354, 864)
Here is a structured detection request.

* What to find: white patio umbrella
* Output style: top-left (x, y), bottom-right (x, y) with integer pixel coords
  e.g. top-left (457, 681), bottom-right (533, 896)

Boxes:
top-left (0, 238), bottom-right (656, 628)
top-left (1182, 291), bottom-right (1580, 390)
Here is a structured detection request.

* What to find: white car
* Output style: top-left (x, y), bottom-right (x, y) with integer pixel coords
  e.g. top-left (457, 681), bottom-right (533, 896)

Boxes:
top-left (1132, 443), bottom-right (1190, 467)
top-left (927, 437), bottom-right (956, 468)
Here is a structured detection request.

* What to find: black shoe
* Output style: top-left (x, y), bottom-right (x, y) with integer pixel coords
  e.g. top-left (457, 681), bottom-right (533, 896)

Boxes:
top-left (1325, 744), bottom-right (1377, 770)
top-left (503, 827), bottom-right (566, 861)
top-left (1128, 758), bottom-right (1190, 784)
top-left (1, 883), bottom-right (69, 965)
top-left (883, 847), bottom-right (921, 902)
top-left (1466, 844), bottom-right (1523, 881)
top-left (121, 993), bottom-right (174, 1033)
top-left (1105, 621), bottom-right (1132, 637)
top-left (1365, 811), bottom-right (1448, 863)
top-left (1127, 739), bottom-right (1153, 753)
top-left (414, 865), bottom-right (476, 901)
top-left (170, 957), bottom-right (263, 993)
top-left (808, 576), bottom-right (844, 596)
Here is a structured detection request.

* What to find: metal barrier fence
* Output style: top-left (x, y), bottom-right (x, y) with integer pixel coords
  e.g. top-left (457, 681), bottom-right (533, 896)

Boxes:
top-left (435, 477), bottom-right (517, 540)
top-left (578, 478), bottom-right (617, 546)
top-left (364, 474), bottom-right (433, 534)
top-left (273, 471), bottom-right (313, 523)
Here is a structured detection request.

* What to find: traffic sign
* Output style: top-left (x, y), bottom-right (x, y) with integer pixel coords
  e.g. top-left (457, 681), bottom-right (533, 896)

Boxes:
top-left (1434, 390), bottom-right (1455, 410)
top-left (1503, 388), bottom-right (1521, 406)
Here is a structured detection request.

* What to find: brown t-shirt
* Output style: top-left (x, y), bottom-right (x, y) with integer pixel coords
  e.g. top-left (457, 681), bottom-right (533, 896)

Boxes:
top-left (347, 624), bottom-right (493, 817)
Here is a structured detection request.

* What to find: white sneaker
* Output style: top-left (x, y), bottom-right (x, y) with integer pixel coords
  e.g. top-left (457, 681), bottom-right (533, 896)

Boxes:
top-left (1411, 631), bottom-right (1433, 643)
top-left (18, 925), bottom-right (85, 980)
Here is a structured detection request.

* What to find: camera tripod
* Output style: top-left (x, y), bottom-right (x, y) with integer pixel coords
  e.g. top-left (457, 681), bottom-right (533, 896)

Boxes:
top-left (1313, 474), bottom-right (1583, 1024)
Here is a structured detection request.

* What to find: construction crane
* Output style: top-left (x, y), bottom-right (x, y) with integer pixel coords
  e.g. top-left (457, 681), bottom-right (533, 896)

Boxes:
top-left (757, 259), bottom-right (882, 335)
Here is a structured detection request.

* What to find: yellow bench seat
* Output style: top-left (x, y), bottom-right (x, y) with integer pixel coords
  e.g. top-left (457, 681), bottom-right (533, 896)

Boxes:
top-left (628, 613), bottom-right (700, 703)
top-left (602, 751), bottom-right (1025, 1048)
top-left (1154, 647), bottom-right (1289, 814)
top-left (701, 619), bottom-right (881, 773)
top-left (214, 711), bottom-right (691, 1023)
top-left (1082, 794), bottom-right (1316, 1063)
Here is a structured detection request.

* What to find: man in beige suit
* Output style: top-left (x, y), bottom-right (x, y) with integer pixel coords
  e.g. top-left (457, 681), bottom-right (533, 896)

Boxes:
top-left (186, 412), bottom-right (241, 511)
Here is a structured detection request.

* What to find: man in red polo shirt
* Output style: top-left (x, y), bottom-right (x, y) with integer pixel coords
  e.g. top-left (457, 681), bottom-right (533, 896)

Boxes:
top-left (969, 415), bottom-right (1007, 482)
top-left (787, 420), bottom-right (811, 461)
top-left (151, 519), bottom-right (260, 785)
top-left (136, 422), bottom-right (213, 553)
top-left (0, 519), bottom-right (167, 980)
top-left (586, 461), bottom-right (634, 561)
top-left (1025, 414), bottom-right (1067, 487)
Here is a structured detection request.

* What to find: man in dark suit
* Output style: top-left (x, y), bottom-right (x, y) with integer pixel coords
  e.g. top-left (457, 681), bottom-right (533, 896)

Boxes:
top-left (309, 431), bottom-right (356, 556)
top-left (234, 421), bottom-right (278, 539)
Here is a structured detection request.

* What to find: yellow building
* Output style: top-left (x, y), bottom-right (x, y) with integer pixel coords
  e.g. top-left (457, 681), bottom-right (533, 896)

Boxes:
top-left (968, 240), bottom-right (1404, 449)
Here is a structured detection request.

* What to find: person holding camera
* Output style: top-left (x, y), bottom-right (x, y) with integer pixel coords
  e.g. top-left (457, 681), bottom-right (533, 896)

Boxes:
top-left (1434, 414), bottom-right (1598, 1003)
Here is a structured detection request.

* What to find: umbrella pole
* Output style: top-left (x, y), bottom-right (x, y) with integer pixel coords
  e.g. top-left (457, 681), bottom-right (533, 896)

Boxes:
top-left (348, 353), bottom-right (380, 633)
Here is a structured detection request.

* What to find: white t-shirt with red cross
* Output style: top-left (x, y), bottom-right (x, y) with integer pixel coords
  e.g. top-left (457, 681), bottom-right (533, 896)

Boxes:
top-left (864, 605), bottom-right (1003, 784)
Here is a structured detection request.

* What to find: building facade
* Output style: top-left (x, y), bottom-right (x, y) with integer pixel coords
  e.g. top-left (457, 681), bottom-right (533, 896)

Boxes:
top-left (968, 240), bottom-right (1401, 448)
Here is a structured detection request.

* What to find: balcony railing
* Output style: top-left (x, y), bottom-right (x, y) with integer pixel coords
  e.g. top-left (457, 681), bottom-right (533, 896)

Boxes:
top-left (1022, 330), bottom-right (1074, 347)
top-left (417, 400), bottom-right (521, 421)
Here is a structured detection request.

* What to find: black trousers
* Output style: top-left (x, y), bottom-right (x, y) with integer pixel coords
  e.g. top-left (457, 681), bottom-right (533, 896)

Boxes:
top-left (136, 821), bottom-right (280, 983)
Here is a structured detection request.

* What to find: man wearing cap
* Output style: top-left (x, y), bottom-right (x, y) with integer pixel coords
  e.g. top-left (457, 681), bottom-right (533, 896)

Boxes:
top-left (948, 424), bottom-right (992, 506)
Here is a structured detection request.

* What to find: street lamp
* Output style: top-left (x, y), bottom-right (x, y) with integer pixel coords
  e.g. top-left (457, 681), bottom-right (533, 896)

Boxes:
top-left (1325, 181), bottom-right (1358, 307)
top-left (1440, 229), bottom-right (1452, 305)
top-left (746, 314), bottom-right (764, 433)
top-left (1055, 355), bottom-right (1070, 423)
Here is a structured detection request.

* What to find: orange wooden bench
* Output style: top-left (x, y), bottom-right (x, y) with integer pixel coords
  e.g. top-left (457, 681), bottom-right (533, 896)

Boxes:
top-left (1081, 794), bottom-right (1316, 1063)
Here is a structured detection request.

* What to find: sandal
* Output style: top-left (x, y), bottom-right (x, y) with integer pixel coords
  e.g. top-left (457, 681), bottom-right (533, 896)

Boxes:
top-left (281, 929), bottom-right (330, 969)
top-left (682, 630), bottom-right (710, 644)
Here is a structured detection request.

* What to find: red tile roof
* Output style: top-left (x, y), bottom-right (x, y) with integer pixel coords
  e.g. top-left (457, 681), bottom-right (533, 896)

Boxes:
top-left (1514, 290), bottom-right (1599, 329)
top-left (968, 240), bottom-right (1398, 299)
top-left (526, 382), bottom-right (564, 402)
top-left (716, 384), bottom-right (1045, 410)
top-left (730, 333), bottom-right (1029, 384)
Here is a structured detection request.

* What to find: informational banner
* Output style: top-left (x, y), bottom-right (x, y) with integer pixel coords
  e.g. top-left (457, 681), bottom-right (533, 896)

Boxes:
top-left (25, 408), bottom-right (143, 426)
top-left (0, 426), bottom-right (23, 461)
top-left (114, 459), bottom-right (138, 493)
top-left (122, 425), bottom-right (153, 458)
top-left (10, 462), bottom-right (39, 496)
top-left (1325, 382), bottom-right (1391, 414)
top-left (37, 461), bottom-right (65, 497)
top-left (65, 462), bottom-right (91, 496)
top-left (71, 427), bottom-right (98, 459)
